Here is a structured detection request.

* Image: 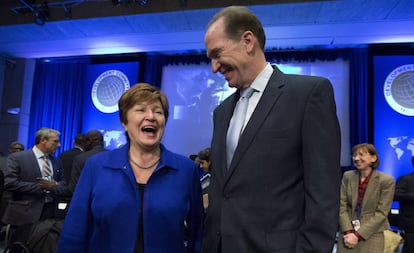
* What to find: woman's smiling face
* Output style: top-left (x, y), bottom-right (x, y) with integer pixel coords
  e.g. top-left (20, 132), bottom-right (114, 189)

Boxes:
top-left (352, 148), bottom-right (377, 171)
top-left (122, 100), bottom-right (166, 150)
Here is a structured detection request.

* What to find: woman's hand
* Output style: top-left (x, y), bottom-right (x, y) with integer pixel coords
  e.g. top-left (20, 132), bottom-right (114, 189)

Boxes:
top-left (343, 233), bottom-right (359, 249)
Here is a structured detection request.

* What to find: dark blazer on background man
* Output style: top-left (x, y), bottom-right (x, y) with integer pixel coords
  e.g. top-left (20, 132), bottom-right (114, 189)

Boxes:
top-left (67, 145), bottom-right (107, 194)
top-left (203, 67), bottom-right (341, 253)
top-left (2, 149), bottom-right (63, 226)
top-left (394, 171), bottom-right (414, 232)
top-left (59, 146), bottom-right (84, 182)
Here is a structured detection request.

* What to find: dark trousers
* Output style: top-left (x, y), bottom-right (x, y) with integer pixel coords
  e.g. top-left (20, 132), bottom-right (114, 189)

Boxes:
top-left (40, 202), bottom-right (55, 221)
top-left (7, 202), bottom-right (55, 247)
top-left (7, 223), bottom-right (34, 247)
top-left (402, 231), bottom-right (414, 253)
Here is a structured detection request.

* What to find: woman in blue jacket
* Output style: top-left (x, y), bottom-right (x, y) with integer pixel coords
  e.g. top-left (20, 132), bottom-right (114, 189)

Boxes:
top-left (57, 83), bottom-right (204, 253)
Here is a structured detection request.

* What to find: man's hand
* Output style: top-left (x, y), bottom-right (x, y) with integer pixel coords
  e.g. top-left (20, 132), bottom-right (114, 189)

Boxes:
top-left (37, 177), bottom-right (58, 190)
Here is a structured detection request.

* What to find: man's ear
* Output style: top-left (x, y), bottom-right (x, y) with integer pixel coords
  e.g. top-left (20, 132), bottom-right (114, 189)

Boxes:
top-left (241, 31), bottom-right (255, 52)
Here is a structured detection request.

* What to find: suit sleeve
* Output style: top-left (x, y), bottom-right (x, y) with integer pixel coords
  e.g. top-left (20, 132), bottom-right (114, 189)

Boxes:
top-left (4, 153), bottom-right (43, 196)
top-left (68, 156), bottom-right (83, 194)
top-left (339, 172), bottom-right (354, 232)
top-left (297, 78), bottom-right (342, 253)
top-left (50, 157), bottom-right (72, 197)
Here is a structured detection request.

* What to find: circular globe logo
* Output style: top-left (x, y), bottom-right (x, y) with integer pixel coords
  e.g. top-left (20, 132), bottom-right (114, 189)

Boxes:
top-left (91, 70), bottom-right (130, 113)
top-left (384, 64), bottom-right (414, 116)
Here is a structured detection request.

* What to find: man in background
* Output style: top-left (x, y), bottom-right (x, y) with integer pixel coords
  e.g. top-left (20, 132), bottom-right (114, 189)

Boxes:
top-left (394, 156), bottom-right (414, 253)
top-left (0, 141), bottom-right (25, 171)
top-left (44, 130), bottom-right (106, 220)
top-left (2, 128), bottom-right (64, 245)
top-left (66, 130), bottom-right (107, 195)
top-left (203, 6), bottom-right (341, 253)
top-left (59, 133), bottom-right (87, 183)
top-left (50, 130), bottom-right (107, 199)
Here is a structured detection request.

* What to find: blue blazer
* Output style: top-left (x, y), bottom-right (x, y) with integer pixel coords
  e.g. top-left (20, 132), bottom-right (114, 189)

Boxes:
top-left (57, 144), bottom-right (204, 253)
top-left (2, 149), bottom-right (63, 225)
top-left (203, 66), bottom-right (342, 253)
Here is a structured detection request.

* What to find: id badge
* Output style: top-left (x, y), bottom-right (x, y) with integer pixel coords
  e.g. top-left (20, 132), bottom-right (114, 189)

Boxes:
top-left (351, 219), bottom-right (361, 231)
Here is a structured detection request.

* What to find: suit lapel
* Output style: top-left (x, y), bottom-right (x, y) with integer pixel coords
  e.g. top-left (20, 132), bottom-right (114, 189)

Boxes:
top-left (30, 150), bottom-right (43, 178)
top-left (225, 69), bottom-right (285, 181)
top-left (350, 171), bottom-right (359, 216)
top-left (361, 170), bottom-right (379, 212)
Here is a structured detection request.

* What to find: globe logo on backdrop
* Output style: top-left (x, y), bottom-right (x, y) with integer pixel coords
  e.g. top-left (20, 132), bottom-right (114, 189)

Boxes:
top-left (91, 70), bottom-right (130, 113)
top-left (384, 64), bottom-right (414, 116)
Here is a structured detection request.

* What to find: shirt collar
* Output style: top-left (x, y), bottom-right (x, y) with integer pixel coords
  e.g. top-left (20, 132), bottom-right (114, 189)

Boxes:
top-left (32, 145), bottom-right (47, 159)
top-left (75, 145), bottom-right (84, 152)
top-left (250, 63), bottom-right (273, 93)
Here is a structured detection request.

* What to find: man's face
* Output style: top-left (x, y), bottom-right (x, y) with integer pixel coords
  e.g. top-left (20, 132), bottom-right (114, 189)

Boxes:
top-left (200, 159), bottom-right (210, 173)
top-left (41, 132), bottom-right (61, 155)
top-left (204, 18), bottom-right (249, 89)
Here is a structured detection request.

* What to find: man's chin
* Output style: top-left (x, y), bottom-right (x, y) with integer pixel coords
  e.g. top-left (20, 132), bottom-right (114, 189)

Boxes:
top-left (227, 81), bottom-right (238, 89)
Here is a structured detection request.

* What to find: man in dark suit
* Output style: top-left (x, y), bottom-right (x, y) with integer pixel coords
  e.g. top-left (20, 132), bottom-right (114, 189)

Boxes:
top-left (2, 127), bottom-right (64, 245)
top-left (394, 156), bottom-right (414, 253)
top-left (202, 6), bottom-right (341, 253)
top-left (66, 130), bottom-right (107, 195)
top-left (59, 133), bottom-right (86, 183)
top-left (40, 130), bottom-right (106, 220)
top-left (49, 130), bottom-right (107, 199)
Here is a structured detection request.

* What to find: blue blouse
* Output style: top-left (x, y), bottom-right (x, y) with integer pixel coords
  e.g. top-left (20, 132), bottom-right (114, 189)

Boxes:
top-left (57, 144), bottom-right (204, 253)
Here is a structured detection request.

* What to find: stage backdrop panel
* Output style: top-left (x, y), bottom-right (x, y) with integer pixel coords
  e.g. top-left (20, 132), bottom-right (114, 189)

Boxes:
top-left (373, 56), bottom-right (414, 180)
top-left (161, 59), bottom-right (350, 167)
top-left (83, 61), bottom-right (139, 149)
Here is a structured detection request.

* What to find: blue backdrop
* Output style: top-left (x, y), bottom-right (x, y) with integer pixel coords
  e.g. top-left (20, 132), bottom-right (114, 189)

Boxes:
top-left (373, 56), bottom-right (414, 210)
top-left (83, 62), bottom-right (139, 149)
top-left (373, 56), bottom-right (414, 179)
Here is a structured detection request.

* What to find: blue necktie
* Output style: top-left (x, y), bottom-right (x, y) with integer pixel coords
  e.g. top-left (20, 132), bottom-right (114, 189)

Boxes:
top-left (226, 87), bottom-right (254, 168)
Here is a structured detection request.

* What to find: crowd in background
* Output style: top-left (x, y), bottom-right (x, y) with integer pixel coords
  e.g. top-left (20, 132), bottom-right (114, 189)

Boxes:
top-left (0, 129), bottom-right (107, 253)
top-left (0, 139), bottom-right (413, 253)
top-left (0, 5), bottom-right (413, 253)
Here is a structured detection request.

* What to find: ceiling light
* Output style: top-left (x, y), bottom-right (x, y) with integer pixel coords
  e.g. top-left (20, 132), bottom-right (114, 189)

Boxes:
top-left (34, 2), bottom-right (49, 25)
top-left (7, 107), bottom-right (21, 115)
top-left (34, 11), bottom-right (46, 25)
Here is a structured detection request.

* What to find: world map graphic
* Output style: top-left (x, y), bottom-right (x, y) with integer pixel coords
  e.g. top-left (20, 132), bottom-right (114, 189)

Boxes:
top-left (387, 136), bottom-right (414, 159)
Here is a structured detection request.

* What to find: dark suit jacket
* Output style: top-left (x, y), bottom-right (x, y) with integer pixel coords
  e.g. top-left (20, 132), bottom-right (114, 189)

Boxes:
top-left (59, 147), bottom-right (83, 182)
top-left (67, 145), bottom-right (107, 194)
top-left (2, 149), bottom-right (63, 226)
top-left (394, 171), bottom-right (414, 232)
top-left (53, 145), bottom-right (107, 199)
top-left (202, 67), bottom-right (341, 253)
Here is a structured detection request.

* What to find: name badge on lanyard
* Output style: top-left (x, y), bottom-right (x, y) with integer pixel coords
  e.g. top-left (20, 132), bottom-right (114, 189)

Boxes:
top-left (352, 203), bottom-right (362, 231)
top-left (351, 219), bottom-right (361, 231)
